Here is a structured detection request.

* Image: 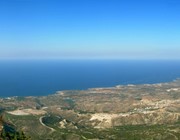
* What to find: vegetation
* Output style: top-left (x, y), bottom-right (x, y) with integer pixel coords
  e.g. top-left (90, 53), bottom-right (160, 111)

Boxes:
top-left (0, 115), bottom-right (31, 140)
top-left (2, 112), bottom-right (180, 140)
top-left (1, 129), bottom-right (30, 140)
top-left (0, 80), bottom-right (180, 139)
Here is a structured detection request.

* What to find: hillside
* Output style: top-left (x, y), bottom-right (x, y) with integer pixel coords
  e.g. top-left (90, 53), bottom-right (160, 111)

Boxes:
top-left (0, 80), bottom-right (180, 139)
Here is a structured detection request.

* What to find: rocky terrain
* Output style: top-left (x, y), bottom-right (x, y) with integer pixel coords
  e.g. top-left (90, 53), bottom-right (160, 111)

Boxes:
top-left (0, 80), bottom-right (180, 139)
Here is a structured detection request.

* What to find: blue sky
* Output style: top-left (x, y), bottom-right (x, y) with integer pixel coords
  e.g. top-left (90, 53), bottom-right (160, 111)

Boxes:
top-left (0, 0), bottom-right (180, 59)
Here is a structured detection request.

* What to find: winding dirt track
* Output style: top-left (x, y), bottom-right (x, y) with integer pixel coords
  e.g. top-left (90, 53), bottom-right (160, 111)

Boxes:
top-left (39, 116), bottom-right (56, 132)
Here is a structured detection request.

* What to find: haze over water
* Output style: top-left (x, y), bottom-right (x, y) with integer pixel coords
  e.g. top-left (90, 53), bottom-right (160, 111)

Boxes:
top-left (0, 59), bottom-right (180, 97)
top-left (0, 1), bottom-right (180, 97)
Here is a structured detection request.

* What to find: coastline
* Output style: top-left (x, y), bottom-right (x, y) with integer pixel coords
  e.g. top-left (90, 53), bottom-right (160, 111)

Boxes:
top-left (1, 78), bottom-right (180, 99)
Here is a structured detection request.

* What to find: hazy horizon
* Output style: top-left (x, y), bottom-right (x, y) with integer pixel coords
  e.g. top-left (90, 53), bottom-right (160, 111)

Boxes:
top-left (0, 0), bottom-right (180, 60)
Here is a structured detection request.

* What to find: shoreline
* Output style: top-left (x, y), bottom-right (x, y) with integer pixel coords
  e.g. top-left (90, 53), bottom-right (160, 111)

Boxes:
top-left (0, 78), bottom-right (180, 98)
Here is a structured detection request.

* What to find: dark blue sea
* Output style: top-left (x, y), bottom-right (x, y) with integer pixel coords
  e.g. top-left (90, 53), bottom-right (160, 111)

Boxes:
top-left (0, 59), bottom-right (180, 97)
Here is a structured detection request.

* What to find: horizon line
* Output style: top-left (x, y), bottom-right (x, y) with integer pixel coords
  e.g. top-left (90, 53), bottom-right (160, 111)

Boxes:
top-left (0, 57), bottom-right (180, 61)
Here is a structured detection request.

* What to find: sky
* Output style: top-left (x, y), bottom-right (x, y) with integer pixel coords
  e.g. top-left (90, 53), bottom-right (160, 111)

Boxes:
top-left (0, 0), bottom-right (180, 59)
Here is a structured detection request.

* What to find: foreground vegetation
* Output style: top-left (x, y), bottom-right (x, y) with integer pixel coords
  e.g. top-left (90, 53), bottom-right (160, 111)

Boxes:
top-left (0, 115), bottom-right (30, 140)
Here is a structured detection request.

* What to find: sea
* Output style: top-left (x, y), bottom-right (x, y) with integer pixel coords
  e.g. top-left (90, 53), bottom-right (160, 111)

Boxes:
top-left (0, 59), bottom-right (180, 97)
